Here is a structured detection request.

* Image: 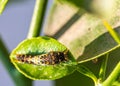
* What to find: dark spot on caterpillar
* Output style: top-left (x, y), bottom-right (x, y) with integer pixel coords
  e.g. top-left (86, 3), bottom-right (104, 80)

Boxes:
top-left (16, 50), bottom-right (69, 65)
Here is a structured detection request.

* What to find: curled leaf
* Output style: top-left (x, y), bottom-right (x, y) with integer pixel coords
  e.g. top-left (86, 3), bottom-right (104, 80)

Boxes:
top-left (10, 36), bottom-right (77, 80)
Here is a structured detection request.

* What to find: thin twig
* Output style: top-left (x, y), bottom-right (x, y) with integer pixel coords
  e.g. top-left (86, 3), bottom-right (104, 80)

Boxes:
top-left (103, 20), bottom-right (120, 44)
top-left (27, 0), bottom-right (48, 38)
top-left (102, 62), bottom-right (120, 86)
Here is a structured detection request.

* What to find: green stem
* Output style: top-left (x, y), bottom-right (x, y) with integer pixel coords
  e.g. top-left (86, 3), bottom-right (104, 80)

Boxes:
top-left (103, 20), bottom-right (120, 44)
top-left (27, 0), bottom-right (48, 38)
top-left (0, 37), bottom-right (32, 86)
top-left (102, 62), bottom-right (120, 86)
top-left (99, 54), bottom-right (109, 82)
top-left (0, 0), bottom-right (8, 14)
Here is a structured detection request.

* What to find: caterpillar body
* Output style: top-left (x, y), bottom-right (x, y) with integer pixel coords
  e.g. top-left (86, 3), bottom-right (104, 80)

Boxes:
top-left (16, 50), bottom-right (68, 65)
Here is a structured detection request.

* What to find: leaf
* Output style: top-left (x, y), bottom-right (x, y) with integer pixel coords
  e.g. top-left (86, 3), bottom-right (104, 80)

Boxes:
top-left (44, 1), bottom-right (120, 85)
top-left (56, 0), bottom-right (116, 18)
top-left (10, 36), bottom-right (77, 80)
top-left (0, 0), bottom-right (8, 14)
top-left (45, 0), bottom-right (120, 64)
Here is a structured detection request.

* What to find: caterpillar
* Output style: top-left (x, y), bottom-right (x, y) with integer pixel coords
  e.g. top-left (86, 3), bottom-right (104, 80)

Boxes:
top-left (16, 50), bottom-right (69, 65)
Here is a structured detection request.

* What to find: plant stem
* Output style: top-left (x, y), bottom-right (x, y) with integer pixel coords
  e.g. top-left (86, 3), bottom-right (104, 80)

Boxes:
top-left (27, 0), bottom-right (48, 38)
top-left (102, 62), bottom-right (120, 86)
top-left (103, 20), bottom-right (120, 44)
top-left (0, 0), bottom-right (8, 14)
top-left (0, 37), bottom-right (32, 86)
top-left (98, 54), bottom-right (109, 82)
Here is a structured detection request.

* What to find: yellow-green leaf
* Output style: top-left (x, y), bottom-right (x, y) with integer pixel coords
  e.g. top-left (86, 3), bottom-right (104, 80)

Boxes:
top-left (10, 36), bottom-right (77, 80)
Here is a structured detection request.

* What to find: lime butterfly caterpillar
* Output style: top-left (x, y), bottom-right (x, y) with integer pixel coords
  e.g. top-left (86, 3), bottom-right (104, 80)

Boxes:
top-left (16, 49), bottom-right (69, 65)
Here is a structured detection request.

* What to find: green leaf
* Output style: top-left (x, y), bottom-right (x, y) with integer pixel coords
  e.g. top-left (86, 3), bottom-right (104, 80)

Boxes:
top-left (0, 0), bottom-right (8, 14)
top-left (10, 36), bottom-right (77, 80)
top-left (45, 0), bottom-right (120, 64)
top-left (45, 1), bottom-right (120, 85)
top-left (56, 0), bottom-right (115, 18)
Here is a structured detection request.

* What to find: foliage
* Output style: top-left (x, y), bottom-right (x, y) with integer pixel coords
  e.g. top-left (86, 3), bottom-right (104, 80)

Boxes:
top-left (0, 0), bottom-right (120, 86)
top-left (10, 37), bottom-right (77, 80)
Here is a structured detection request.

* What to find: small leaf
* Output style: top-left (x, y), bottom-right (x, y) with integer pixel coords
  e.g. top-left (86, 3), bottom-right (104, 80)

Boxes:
top-left (0, 0), bottom-right (8, 14)
top-left (10, 36), bottom-right (77, 80)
